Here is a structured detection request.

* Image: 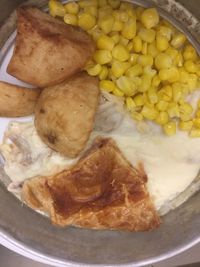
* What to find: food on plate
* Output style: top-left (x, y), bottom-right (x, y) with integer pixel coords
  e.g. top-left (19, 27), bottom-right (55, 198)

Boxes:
top-left (7, 6), bottom-right (95, 87)
top-left (0, 0), bottom-right (200, 232)
top-left (51, 0), bottom-right (200, 136)
top-left (35, 72), bottom-right (100, 158)
top-left (0, 121), bottom-right (78, 186)
top-left (22, 137), bottom-right (161, 231)
top-left (2, 92), bottom-right (200, 218)
top-left (0, 81), bottom-right (40, 117)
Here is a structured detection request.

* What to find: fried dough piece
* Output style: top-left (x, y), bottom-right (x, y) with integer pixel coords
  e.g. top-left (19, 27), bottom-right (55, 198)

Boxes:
top-left (35, 72), bottom-right (100, 158)
top-left (7, 7), bottom-right (95, 87)
top-left (22, 137), bottom-right (161, 231)
top-left (0, 81), bottom-right (40, 117)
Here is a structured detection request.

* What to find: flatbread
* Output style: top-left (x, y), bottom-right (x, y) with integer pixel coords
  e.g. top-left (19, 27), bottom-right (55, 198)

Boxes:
top-left (22, 137), bottom-right (161, 231)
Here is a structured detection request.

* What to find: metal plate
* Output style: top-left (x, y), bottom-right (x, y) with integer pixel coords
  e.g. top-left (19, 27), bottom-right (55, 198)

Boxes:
top-left (0, 1), bottom-right (199, 266)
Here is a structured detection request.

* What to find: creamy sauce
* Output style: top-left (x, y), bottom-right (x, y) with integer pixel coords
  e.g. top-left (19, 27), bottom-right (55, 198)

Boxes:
top-left (1, 94), bottom-right (200, 212)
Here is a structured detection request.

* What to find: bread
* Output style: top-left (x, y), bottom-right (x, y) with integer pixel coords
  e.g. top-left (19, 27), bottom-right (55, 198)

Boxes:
top-left (34, 72), bottom-right (100, 158)
top-left (7, 7), bottom-right (95, 87)
top-left (22, 137), bottom-right (160, 231)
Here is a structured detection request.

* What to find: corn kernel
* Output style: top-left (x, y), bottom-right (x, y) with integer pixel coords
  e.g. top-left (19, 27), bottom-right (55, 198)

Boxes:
top-left (93, 50), bottom-right (112, 65)
top-left (138, 74), bottom-right (152, 92)
top-left (179, 68), bottom-right (190, 83)
top-left (167, 103), bottom-right (180, 118)
top-left (187, 74), bottom-right (198, 91)
top-left (111, 61), bottom-right (131, 78)
top-left (129, 53), bottom-right (139, 64)
top-left (179, 120), bottom-right (193, 131)
top-left (147, 42), bottom-right (159, 58)
top-left (148, 87), bottom-right (158, 104)
top-left (126, 97), bottom-right (136, 111)
top-left (97, 35), bottom-right (115, 51)
top-left (116, 76), bottom-right (136, 96)
top-left (197, 100), bottom-right (200, 109)
top-left (132, 36), bottom-right (142, 53)
top-left (190, 128), bottom-right (200, 137)
top-left (193, 118), bottom-right (200, 128)
top-left (98, 16), bottom-right (114, 34)
top-left (100, 80), bottom-right (116, 92)
top-left (136, 7), bottom-right (144, 20)
top-left (78, 13), bottom-right (96, 30)
top-left (155, 111), bottom-right (169, 125)
top-left (180, 113), bottom-right (192, 122)
top-left (184, 60), bottom-right (198, 74)
top-left (108, 0), bottom-right (120, 9)
top-left (138, 28), bottom-right (156, 43)
top-left (119, 36), bottom-right (129, 46)
top-left (155, 53), bottom-right (173, 69)
top-left (79, 0), bottom-right (98, 8)
top-left (132, 77), bottom-right (142, 87)
top-left (175, 52), bottom-right (183, 67)
top-left (133, 94), bottom-right (144, 106)
top-left (152, 75), bottom-right (161, 86)
top-left (88, 26), bottom-right (102, 41)
top-left (158, 69), bottom-right (172, 81)
top-left (127, 42), bottom-right (133, 51)
top-left (120, 2), bottom-right (133, 11)
top-left (143, 66), bottom-right (157, 77)
top-left (112, 19), bottom-right (123, 32)
top-left (141, 42), bottom-right (148, 55)
top-left (156, 35), bottom-right (169, 51)
top-left (141, 8), bottom-right (159, 29)
top-left (172, 83), bottom-right (183, 102)
top-left (158, 85), bottom-right (172, 101)
top-left (112, 44), bottom-right (130, 62)
top-left (183, 45), bottom-right (198, 61)
top-left (98, 5), bottom-right (112, 18)
top-left (168, 67), bottom-right (180, 83)
top-left (110, 32), bottom-right (120, 44)
top-left (141, 106), bottom-right (158, 120)
top-left (156, 25), bottom-right (172, 41)
top-left (64, 13), bottom-right (77, 26)
top-left (163, 121), bottom-right (176, 135)
top-left (84, 6), bottom-right (98, 17)
top-left (121, 18), bottom-right (136, 40)
top-left (98, 0), bottom-right (107, 7)
top-left (99, 66), bottom-right (109, 80)
top-left (113, 87), bottom-right (124, 97)
top-left (131, 111), bottom-right (144, 121)
top-left (171, 33), bottom-right (186, 48)
top-left (179, 102), bottom-right (193, 115)
top-left (49, 0), bottom-right (65, 17)
top-left (156, 100), bottom-right (169, 111)
top-left (137, 54), bottom-right (153, 66)
top-left (126, 64), bottom-right (143, 78)
top-left (65, 2), bottom-right (79, 15)
top-left (113, 10), bottom-right (128, 22)
top-left (86, 64), bottom-right (102, 76)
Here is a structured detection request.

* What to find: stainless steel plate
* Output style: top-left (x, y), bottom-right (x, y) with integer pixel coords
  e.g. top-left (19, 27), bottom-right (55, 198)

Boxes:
top-left (0, 1), bottom-right (200, 266)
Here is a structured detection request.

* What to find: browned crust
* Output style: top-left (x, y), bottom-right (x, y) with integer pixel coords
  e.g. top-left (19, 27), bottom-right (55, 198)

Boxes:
top-left (7, 7), bottom-right (95, 87)
top-left (0, 81), bottom-right (41, 117)
top-left (22, 137), bottom-right (161, 231)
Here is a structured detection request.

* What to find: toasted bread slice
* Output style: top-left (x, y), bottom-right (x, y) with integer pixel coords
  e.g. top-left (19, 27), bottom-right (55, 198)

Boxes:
top-left (0, 81), bottom-right (40, 117)
top-left (7, 7), bottom-right (95, 87)
top-left (22, 137), bottom-right (160, 231)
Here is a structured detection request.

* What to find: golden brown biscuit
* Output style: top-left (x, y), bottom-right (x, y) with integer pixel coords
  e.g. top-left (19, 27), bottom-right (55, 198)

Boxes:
top-left (34, 72), bottom-right (100, 158)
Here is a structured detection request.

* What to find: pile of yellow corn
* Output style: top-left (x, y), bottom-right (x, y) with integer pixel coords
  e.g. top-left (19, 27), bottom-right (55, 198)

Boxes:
top-left (49, 0), bottom-right (200, 137)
